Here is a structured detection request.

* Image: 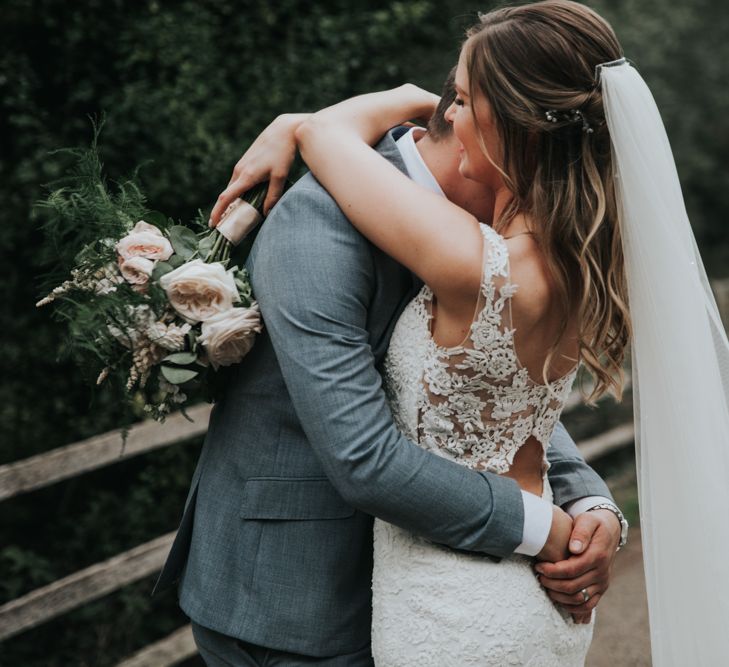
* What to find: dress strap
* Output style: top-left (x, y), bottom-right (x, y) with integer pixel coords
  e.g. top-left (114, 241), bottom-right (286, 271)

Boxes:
top-left (479, 224), bottom-right (511, 284)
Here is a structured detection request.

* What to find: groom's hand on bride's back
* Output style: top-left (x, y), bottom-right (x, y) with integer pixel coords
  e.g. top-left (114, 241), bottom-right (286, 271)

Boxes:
top-left (533, 509), bottom-right (621, 618)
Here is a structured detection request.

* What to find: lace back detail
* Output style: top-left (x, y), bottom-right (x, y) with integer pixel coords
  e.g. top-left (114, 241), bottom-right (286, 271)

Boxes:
top-left (385, 224), bottom-right (577, 475)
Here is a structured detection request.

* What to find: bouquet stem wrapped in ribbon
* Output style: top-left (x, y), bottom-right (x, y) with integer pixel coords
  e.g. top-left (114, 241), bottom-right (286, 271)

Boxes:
top-left (35, 130), bottom-right (269, 446)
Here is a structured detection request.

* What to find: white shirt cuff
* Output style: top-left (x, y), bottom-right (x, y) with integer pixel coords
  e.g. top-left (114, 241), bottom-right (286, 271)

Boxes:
top-left (563, 495), bottom-right (615, 518)
top-left (514, 490), bottom-right (553, 557)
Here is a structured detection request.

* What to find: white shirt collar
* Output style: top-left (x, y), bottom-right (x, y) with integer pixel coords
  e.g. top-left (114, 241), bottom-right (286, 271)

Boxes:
top-left (395, 127), bottom-right (445, 197)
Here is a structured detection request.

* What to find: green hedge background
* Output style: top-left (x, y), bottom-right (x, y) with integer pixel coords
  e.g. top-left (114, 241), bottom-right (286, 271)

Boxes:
top-left (1, 1), bottom-right (727, 665)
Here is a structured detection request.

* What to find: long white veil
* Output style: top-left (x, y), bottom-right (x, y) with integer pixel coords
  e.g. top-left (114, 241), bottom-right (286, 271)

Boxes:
top-left (600, 60), bottom-right (729, 664)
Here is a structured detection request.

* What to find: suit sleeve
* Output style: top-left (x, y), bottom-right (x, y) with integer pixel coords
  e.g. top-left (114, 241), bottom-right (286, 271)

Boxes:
top-left (545, 421), bottom-right (615, 506)
top-left (252, 185), bottom-right (525, 557)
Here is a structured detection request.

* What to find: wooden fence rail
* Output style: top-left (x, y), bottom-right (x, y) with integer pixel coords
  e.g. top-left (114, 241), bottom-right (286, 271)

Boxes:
top-left (0, 403), bottom-right (211, 502)
top-left (115, 625), bottom-right (197, 667)
top-left (1, 277), bottom-right (725, 667)
top-left (0, 533), bottom-right (175, 642)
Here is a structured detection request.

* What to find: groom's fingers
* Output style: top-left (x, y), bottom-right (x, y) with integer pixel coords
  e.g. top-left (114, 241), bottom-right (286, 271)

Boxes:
top-left (539, 571), bottom-right (609, 612)
top-left (567, 512), bottom-right (601, 554)
top-left (537, 568), bottom-right (605, 596)
top-left (535, 519), bottom-right (616, 581)
top-left (549, 590), bottom-right (603, 613)
top-left (572, 612), bottom-right (593, 624)
top-left (535, 551), bottom-right (598, 580)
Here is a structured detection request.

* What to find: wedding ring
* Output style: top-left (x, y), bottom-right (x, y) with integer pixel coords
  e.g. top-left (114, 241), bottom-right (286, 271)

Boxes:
top-left (581, 588), bottom-right (590, 603)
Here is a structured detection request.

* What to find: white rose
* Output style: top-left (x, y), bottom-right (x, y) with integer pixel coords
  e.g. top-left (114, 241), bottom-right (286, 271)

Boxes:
top-left (199, 303), bottom-right (263, 369)
top-left (120, 256), bottom-right (155, 285)
top-left (159, 259), bottom-right (240, 322)
top-left (116, 220), bottom-right (174, 261)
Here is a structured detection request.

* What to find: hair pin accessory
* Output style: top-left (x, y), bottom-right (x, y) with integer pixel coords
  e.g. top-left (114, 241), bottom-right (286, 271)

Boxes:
top-left (544, 108), bottom-right (593, 133)
top-left (570, 109), bottom-right (594, 134)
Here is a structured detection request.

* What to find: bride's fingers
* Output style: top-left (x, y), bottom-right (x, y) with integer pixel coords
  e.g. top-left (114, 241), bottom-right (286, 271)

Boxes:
top-left (209, 177), bottom-right (253, 227)
top-left (566, 593), bottom-right (601, 615)
top-left (263, 175), bottom-right (286, 215)
top-left (534, 548), bottom-right (603, 580)
top-left (209, 186), bottom-right (238, 227)
top-left (544, 579), bottom-right (607, 605)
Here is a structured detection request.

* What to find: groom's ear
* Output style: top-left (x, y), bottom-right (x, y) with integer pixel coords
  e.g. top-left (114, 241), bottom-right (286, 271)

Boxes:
top-left (427, 65), bottom-right (458, 140)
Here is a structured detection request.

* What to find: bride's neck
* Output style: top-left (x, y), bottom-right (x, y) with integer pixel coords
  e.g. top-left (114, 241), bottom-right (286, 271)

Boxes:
top-left (492, 188), bottom-right (530, 235)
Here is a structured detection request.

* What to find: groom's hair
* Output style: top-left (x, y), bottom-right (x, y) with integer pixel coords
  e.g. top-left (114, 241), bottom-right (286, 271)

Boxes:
top-left (427, 66), bottom-right (457, 142)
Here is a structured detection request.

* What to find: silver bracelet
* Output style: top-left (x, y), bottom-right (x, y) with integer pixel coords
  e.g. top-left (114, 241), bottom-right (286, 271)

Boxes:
top-left (586, 503), bottom-right (629, 551)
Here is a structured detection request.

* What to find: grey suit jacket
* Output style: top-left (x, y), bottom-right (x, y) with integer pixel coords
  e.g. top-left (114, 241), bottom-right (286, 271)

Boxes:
top-left (151, 132), bottom-right (613, 658)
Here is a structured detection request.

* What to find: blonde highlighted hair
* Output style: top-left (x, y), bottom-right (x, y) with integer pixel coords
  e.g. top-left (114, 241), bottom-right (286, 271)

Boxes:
top-left (465, 0), bottom-right (631, 403)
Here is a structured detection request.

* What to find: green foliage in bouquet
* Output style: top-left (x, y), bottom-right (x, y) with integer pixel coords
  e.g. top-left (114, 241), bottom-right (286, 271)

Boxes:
top-left (35, 118), bottom-right (262, 435)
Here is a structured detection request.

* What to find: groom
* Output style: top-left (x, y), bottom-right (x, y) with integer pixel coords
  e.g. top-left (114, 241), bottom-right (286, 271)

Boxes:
top-left (152, 74), bottom-right (625, 665)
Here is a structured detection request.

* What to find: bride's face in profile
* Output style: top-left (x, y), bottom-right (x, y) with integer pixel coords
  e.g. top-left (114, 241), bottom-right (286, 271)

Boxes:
top-left (445, 46), bottom-right (504, 190)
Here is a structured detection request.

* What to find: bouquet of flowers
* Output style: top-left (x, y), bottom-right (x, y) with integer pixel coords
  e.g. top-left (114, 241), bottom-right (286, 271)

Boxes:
top-left (36, 126), bottom-right (267, 431)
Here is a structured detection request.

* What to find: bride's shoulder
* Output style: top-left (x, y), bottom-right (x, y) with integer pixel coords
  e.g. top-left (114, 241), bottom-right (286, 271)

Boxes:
top-left (502, 229), bottom-right (554, 322)
top-left (476, 222), bottom-right (537, 278)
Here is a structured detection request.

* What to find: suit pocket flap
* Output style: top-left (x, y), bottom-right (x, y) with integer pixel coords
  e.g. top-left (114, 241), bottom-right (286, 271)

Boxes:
top-left (240, 477), bottom-right (355, 520)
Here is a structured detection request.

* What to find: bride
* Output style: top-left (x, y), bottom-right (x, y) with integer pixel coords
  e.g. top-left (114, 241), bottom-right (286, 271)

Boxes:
top-left (211, 1), bottom-right (729, 664)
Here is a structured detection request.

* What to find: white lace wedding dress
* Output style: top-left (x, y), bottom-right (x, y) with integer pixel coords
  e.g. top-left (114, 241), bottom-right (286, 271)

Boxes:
top-left (371, 224), bottom-right (594, 666)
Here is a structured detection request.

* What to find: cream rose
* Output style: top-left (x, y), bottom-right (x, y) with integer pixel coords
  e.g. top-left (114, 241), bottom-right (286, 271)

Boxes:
top-left (199, 303), bottom-right (263, 369)
top-left (159, 259), bottom-right (240, 322)
top-left (120, 256), bottom-right (155, 285)
top-left (116, 220), bottom-right (174, 261)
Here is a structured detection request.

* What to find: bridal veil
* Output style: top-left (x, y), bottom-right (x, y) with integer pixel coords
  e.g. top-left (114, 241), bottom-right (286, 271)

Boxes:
top-left (600, 59), bottom-right (729, 664)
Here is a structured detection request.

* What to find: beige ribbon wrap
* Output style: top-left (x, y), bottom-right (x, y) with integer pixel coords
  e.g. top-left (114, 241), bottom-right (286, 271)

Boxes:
top-left (217, 199), bottom-right (263, 245)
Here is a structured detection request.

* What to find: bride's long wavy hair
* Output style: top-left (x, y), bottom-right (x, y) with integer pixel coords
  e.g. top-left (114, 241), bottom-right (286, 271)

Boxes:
top-left (465, 0), bottom-right (631, 403)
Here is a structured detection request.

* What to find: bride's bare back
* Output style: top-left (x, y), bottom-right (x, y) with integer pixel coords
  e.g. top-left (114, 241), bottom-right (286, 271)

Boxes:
top-left (425, 223), bottom-right (579, 496)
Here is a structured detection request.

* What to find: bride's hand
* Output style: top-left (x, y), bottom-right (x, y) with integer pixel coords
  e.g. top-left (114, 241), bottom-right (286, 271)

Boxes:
top-left (535, 505), bottom-right (573, 563)
top-left (209, 113), bottom-right (309, 226)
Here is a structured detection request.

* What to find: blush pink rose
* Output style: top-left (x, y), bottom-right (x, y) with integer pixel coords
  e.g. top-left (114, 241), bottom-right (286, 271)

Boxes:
top-left (119, 256), bottom-right (155, 286)
top-left (159, 259), bottom-right (240, 322)
top-left (199, 303), bottom-right (263, 369)
top-left (116, 220), bottom-right (173, 261)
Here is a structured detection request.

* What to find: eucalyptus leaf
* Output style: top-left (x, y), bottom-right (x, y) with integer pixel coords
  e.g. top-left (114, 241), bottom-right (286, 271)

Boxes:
top-left (163, 351), bottom-right (198, 365)
top-left (151, 261), bottom-right (174, 281)
top-left (198, 234), bottom-right (216, 258)
top-left (167, 254), bottom-right (186, 268)
top-left (160, 365), bottom-right (199, 384)
top-left (169, 225), bottom-right (198, 259)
